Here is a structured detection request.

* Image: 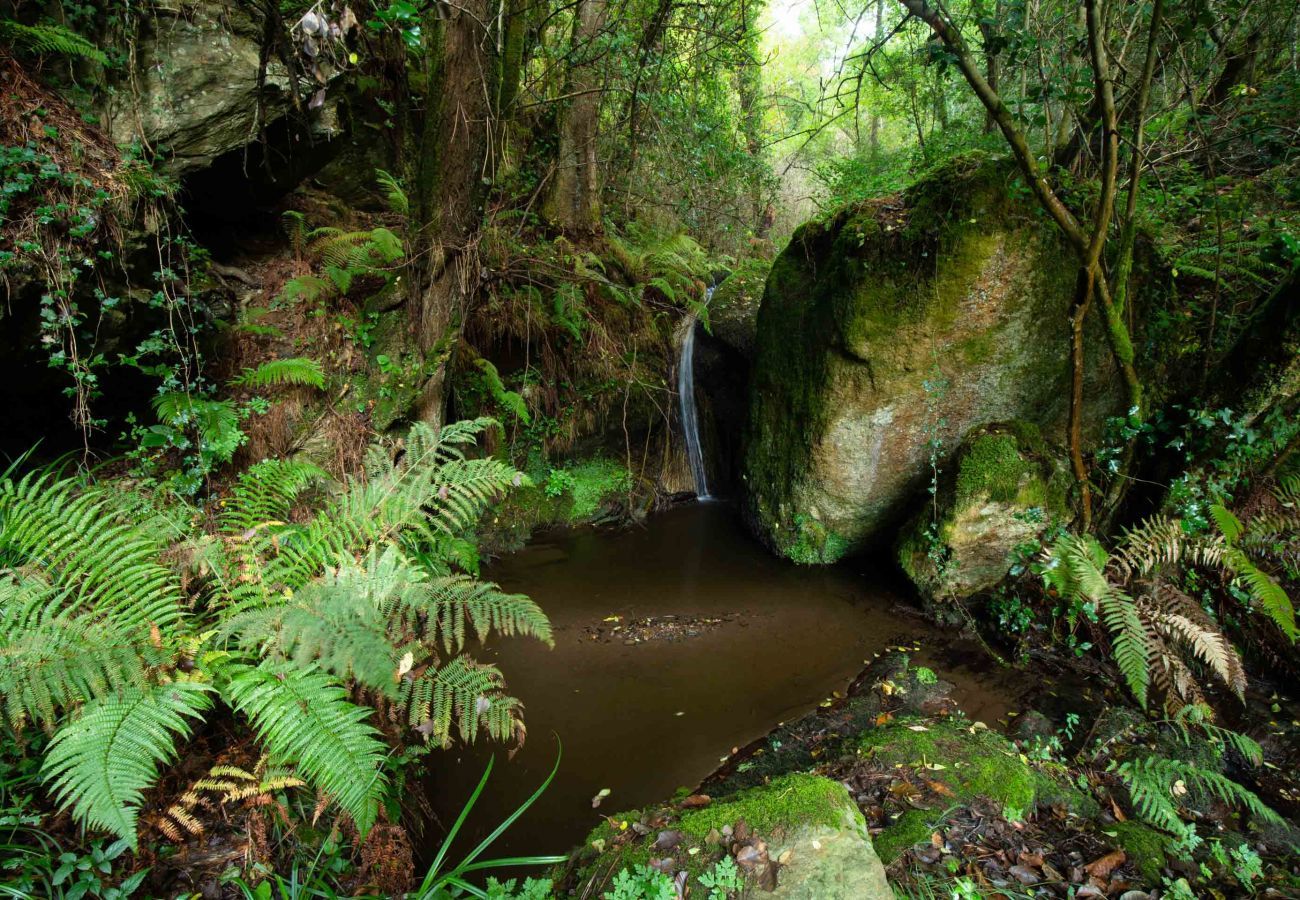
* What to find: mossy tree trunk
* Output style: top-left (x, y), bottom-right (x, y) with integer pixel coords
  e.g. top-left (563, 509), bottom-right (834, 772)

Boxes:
top-left (544, 0), bottom-right (607, 234)
top-left (406, 0), bottom-right (501, 426)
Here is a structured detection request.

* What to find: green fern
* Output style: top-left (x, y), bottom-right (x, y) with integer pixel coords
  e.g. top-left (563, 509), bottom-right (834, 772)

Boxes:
top-left (230, 358), bottom-right (326, 391)
top-left (1212, 503), bottom-right (1297, 639)
top-left (224, 661), bottom-right (387, 835)
top-left (1114, 754), bottom-right (1283, 843)
top-left (218, 459), bottom-right (326, 535)
top-left (0, 575), bottom-right (153, 729)
top-left (1, 20), bottom-right (108, 65)
top-left (42, 682), bottom-right (213, 846)
top-left (1047, 535), bottom-right (1150, 707)
top-left (0, 470), bottom-right (188, 632)
top-left (375, 169), bottom-right (410, 217)
top-left (473, 358), bottom-right (530, 424)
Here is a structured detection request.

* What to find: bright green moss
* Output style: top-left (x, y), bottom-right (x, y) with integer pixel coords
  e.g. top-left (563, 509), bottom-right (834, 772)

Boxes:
top-left (954, 434), bottom-right (1034, 507)
top-left (677, 774), bottom-right (859, 838)
top-left (569, 775), bottom-right (858, 891)
top-left (857, 719), bottom-right (1086, 821)
top-left (1110, 821), bottom-right (1170, 884)
top-left (873, 808), bottom-right (936, 865)
top-left (785, 516), bottom-right (851, 565)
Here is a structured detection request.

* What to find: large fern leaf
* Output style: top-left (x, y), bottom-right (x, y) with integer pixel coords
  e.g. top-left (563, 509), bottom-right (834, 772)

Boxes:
top-left (225, 662), bottom-right (387, 835)
top-left (42, 682), bottom-right (213, 845)
top-left (229, 358), bottom-right (326, 391)
top-left (0, 471), bottom-right (187, 632)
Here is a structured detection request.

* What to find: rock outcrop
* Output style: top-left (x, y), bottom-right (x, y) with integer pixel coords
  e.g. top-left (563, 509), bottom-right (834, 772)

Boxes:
top-left (897, 423), bottom-right (1069, 604)
top-left (561, 774), bottom-right (892, 899)
top-left (744, 156), bottom-right (1123, 562)
top-left (105, 0), bottom-right (294, 173)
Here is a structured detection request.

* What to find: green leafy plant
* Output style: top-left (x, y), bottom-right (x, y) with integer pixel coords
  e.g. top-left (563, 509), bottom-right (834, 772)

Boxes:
top-left (603, 865), bottom-right (675, 900)
top-left (0, 20), bottom-right (108, 65)
top-left (0, 420), bottom-right (550, 847)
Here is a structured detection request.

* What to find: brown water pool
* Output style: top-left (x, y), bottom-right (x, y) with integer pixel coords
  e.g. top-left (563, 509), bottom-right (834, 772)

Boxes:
top-left (419, 501), bottom-right (1061, 871)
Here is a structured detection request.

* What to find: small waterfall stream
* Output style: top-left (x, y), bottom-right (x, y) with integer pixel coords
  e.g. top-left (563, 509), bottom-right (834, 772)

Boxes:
top-left (678, 290), bottom-right (712, 499)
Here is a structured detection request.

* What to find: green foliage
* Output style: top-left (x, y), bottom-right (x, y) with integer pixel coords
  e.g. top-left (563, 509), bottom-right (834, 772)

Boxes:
top-left (224, 662), bottom-right (387, 836)
top-left (375, 169), bottom-right (410, 217)
top-left (0, 20), bottom-right (108, 65)
top-left (1, 420), bottom-right (548, 847)
top-left (1113, 754), bottom-right (1283, 848)
top-left (230, 358), bottom-right (326, 391)
top-left (697, 857), bottom-right (743, 900)
top-left (474, 358), bottom-right (530, 424)
top-left (42, 682), bottom-right (213, 847)
top-left (604, 865), bottom-right (676, 900)
top-left (1045, 535), bottom-right (1151, 707)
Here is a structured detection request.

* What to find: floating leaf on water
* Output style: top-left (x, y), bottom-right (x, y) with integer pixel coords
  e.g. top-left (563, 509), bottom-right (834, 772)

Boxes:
top-left (591, 788), bottom-right (612, 808)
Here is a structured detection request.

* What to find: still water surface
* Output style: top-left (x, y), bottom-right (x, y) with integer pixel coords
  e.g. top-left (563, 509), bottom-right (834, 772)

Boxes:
top-left (422, 501), bottom-right (1039, 866)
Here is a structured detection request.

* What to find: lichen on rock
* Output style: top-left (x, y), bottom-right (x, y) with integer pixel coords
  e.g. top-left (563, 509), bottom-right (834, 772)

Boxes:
top-left (743, 154), bottom-right (1123, 563)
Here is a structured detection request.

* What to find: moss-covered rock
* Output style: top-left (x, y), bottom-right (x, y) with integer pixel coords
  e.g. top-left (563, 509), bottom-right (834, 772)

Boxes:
top-left (873, 808), bottom-right (937, 865)
top-left (1109, 820), bottom-right (1171, 884)
top-left (708, 258), bottom-right (770, 360)
top-left (897, 422), bottom-right (1069, 602)
top-left (565, 775), bottom-right (891, 899)
top-left (856, 718), bottom-right (1090, 821)
top-left (743, 155), bottom-right (1123, 562)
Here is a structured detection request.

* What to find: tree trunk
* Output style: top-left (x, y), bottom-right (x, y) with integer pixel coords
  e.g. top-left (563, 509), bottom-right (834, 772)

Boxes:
top-left (407, 0), bottom-right (498, 426)
top-left (544, 0), bottom-right (607, 233)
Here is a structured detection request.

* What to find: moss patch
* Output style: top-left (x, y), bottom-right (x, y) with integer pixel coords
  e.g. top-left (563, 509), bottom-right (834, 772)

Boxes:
top-left (677, 774), bottom-right (858, 839)
top-left (954, 434), bottom-right (1035, 507)
top-left (874, 808), bottom-right (938, 865)
top-left (1109, 821), bottom-right (1170, 884)
top-left (786, 516), bottom-right (852, 565)
top-left (569, 775), bottom-right (859, 891)
top-left (857, 719), bottom-right (1086, 820)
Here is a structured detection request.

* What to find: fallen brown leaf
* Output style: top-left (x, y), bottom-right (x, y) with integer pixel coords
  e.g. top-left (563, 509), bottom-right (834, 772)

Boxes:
top-left (1084, 849), bottom-right (1126, 880)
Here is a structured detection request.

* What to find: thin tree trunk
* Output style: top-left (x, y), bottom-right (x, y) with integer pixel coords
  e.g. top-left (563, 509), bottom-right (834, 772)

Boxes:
top-left (407, 0), bottom-right (498, 426)
top-left (545, 0), bottom-right (607, 233)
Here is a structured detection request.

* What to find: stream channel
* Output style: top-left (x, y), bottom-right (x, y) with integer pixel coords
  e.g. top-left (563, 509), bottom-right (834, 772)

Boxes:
top-left (421, 500), bottom-right (1067, 870)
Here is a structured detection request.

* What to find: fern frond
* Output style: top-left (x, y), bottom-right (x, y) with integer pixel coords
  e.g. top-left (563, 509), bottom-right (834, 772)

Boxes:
top-left (230, 358), bottom-right (325, 391)
top-left (0, 20), bottom-right (108, 64)
top-left (219, 459), bottom-right (326, 535)
top-left (375, 169), bottom-right (409, 217)
top-left (0, 574), bottom-right (152, 728)
top-left (42, 682), bottom-right (213, 845)
top-left (0, 471), bottom-right (187, 632)
top-left (225, 662), bottom-right (387, 835)
top-left (1115, 755), bottom-right (1284, 839)
top-left (399, 655), bottom-right (520, 745)
top-left (1224, 548), bottom-right (1297, 639)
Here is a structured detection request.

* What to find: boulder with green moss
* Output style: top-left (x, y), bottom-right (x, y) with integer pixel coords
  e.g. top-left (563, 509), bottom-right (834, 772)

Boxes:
top-left (707, 258), bottom-right (771, 360)
top-left (857, 718), bottom-right (1091, 823)
top-left (897, 422), bottom-right (1069, 602)
top-left (743, 155), bottom-right (1123, 562)
top-left (561, 774), bottom-right (891, 899)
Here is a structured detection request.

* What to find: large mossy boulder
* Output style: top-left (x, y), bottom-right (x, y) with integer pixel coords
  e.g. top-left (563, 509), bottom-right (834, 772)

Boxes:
top-left (897, 422), bottom-right (1069, 603)
top-left (743, 156), bottom-right (1122, 562)
top-left (563, 774), bottom-right (891, 899)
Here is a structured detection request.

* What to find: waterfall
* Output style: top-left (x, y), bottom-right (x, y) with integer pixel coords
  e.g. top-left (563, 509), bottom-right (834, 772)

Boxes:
top-left (678, 291), bottom-right (712, 500)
